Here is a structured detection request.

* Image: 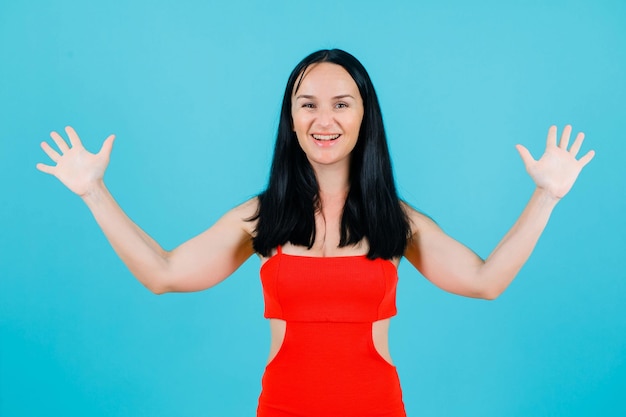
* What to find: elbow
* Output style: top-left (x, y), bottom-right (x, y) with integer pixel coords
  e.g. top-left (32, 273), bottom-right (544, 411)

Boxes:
top-left (472, 267), bottom-right (511, 300)
top-left (143, 273), bottom-right (174, 295)
top-left (477, 285), bottom-right (505, 301)
top-left (149, 285), bottom-right (169, 295)
top-left (147, 274), bottom-right (177, 295)
top-left (145, 254), bottom-right (174, 295)
top-left (481, 290), bottom-right (501, 301)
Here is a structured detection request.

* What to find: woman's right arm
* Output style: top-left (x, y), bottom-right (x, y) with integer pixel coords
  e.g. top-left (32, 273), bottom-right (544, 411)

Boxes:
top-left (37, 126), bottom-right (256, 294)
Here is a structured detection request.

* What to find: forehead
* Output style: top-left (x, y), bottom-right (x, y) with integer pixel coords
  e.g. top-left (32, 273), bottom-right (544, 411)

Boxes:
top-left (293, 62), bottom-right (360, 97)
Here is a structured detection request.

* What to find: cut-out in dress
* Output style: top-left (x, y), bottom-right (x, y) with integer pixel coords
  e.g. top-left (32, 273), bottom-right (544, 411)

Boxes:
top-left (257, 246), bottom-right (406, 417)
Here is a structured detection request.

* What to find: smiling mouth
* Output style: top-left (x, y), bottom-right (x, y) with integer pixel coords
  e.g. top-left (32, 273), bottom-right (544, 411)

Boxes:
top-left (312, 134), bottom-right (341, 141)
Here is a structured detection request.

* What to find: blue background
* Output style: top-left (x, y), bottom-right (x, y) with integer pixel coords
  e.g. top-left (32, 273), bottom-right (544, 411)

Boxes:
top-left (1, 0), bottom-right (625, 416)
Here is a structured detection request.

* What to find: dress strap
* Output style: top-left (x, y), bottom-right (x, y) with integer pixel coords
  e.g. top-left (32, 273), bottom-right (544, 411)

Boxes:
top-left (276, 245), bottom-right (283, 255)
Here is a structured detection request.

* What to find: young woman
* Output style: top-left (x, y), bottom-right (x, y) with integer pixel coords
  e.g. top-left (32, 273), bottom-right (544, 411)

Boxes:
top-left (37, 49), bottom-right (594, 417)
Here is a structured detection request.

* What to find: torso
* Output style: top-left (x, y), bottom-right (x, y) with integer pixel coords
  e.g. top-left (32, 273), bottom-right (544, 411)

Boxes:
top-left (256, 196), bottom-right (402, 366)
top-left (238, 194), bottom-right (417, 367)
top-left (256, 244), bottom-right (405, 416)
top-left (261, 248), bottom-right (398, 366)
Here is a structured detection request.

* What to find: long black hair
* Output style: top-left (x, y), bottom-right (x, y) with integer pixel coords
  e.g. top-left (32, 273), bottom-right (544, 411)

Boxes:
top-left (251, 49), bottom-right (410, 260)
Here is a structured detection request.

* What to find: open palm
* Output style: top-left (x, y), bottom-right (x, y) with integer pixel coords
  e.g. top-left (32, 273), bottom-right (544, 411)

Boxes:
top-left (36, 126), bottom-right (115, 196)
top-left (516, 125), bottom-right (594, 199)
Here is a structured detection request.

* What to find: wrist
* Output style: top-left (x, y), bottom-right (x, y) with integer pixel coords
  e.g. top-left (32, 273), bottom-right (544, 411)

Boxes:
top-left (81, 179), bottom-right (107, 203)
top-left (533, 187), bottom-right (561, 207)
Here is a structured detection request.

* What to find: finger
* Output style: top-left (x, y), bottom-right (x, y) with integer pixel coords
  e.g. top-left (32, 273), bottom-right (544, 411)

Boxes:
top-left (98, 134), bottom-right (116, 157)
top-left (41, 141), bottom-right (61, 162)
top-left (578, 150), bottom-right (595, 167)
top-left (36, 162), bottom-right (55, 174)
top-left (65, 126), bottom-right (83, 148)
top-left (559, 125), bottom-right (572, 149)
top-left (515, 144), bottom-right (535, 167)
top-left (546, 125), bottom-right (558, 148)
top-left (569, 132), bottom-right (585, 156)
top-left (50, 131), bottom-right (70, 153)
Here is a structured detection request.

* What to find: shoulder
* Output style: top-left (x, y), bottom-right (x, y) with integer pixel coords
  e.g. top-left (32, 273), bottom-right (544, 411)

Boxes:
top-left (221, 197), bottom-right (259, 237)
top-left (231, 196), bottom-right (260, 216)
top-left (400, 200), bottom-right (439, 238)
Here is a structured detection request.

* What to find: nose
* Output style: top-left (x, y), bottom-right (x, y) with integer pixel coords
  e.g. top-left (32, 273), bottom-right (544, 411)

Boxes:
top-left (316, 106), bottom-right (334, 128)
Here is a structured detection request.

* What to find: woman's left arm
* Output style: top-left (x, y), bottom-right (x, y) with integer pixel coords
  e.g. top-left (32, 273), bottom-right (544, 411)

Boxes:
top-left (404, 125), bottom-right (595, 299)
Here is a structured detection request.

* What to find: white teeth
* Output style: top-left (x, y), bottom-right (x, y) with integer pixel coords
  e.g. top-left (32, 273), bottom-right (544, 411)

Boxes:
top-left (312, 134), bottom-right (340, 141)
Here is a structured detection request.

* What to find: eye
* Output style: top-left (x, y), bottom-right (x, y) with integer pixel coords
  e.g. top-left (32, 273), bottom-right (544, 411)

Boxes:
top-left (335, 102), bottom-right (348, 109)
top-left (301, 103), bottom-right (315, 109)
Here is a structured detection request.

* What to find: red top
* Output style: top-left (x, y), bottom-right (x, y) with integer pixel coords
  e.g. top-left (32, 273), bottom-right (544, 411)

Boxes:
top-left (260, 246), bottom-right (398, 323)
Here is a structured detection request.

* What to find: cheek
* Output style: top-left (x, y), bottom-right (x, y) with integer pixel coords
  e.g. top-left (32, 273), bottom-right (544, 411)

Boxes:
top-left (294, 131), bottom-right (305, 145)
top-left (292, 128), bottom-right (308, 148)
top-left (291, 112), bottom-right (306, 132)
top-left (349, 116), bottom-right (364, 137)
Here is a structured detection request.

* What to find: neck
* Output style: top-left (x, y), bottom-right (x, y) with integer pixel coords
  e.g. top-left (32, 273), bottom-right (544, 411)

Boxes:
top-left (311, 161), bottom-right (350, 201)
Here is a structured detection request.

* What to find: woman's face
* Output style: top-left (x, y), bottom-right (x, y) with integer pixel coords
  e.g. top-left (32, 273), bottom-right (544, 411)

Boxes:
top-left (291, 62), bottom-right (364, 169)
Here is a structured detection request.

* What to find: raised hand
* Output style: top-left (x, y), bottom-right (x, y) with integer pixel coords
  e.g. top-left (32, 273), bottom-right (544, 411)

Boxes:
top-left (515, 125), bottom-right (595, 199)
top-left (36, 126), bottom-right (115, 196)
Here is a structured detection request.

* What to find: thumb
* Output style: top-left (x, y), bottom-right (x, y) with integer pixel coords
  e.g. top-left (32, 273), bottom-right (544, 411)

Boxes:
top-left (99, 134), bottom-right (116, 158)
top-left (578, 149), bottom-right (595, 168)
top-left (515, 144), bottom-right (534, 167)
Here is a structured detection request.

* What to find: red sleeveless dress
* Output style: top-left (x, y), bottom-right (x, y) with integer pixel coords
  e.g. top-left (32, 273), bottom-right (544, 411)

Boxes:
top-left (257, 246), bottom-right (407, 417)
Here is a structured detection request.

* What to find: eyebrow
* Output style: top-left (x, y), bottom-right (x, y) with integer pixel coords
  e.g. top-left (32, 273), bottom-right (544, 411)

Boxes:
top-left (295, 94), bottom-right (356, 100)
